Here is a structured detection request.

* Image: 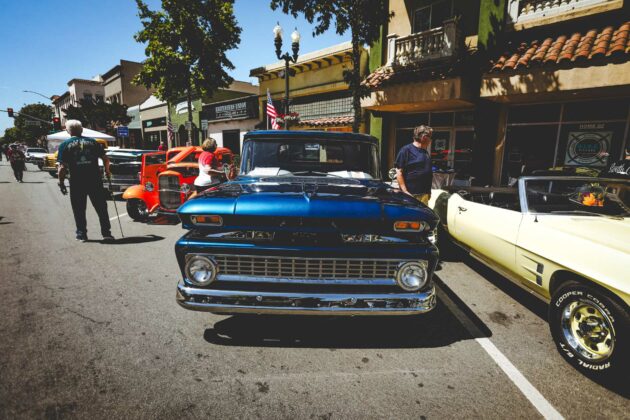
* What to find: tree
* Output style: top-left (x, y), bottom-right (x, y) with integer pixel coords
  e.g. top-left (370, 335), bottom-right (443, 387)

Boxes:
top-left (270, 0), bottom-right (393, 133)
top-left (3, 127), bottom-right (23, 145)
top-left (134, 0), bottom-right (241, 144)
top-left (13, 103), bottom-right (53, 146)
top-left (63, 98), bottom-right (131, 131)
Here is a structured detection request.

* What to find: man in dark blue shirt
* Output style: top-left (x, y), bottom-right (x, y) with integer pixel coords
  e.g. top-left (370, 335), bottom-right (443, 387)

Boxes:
top-left (57, 120), bottom-right (114, 242)
top-left (394, 125), bottom-right (434, 205)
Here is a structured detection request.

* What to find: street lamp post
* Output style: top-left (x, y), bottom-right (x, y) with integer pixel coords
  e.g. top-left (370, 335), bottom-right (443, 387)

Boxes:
top-left (273, 23), bottom-right (300, 129)
top-left (22, 90), bottom-right (52, 101)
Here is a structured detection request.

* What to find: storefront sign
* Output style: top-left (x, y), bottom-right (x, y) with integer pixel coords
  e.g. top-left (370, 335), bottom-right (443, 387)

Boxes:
top-left (142, 117), bottom-right (166, 129)
top-left (564, 131), bottom-right (611, 167)
top-left (201, 96), bottom-right (258, 122)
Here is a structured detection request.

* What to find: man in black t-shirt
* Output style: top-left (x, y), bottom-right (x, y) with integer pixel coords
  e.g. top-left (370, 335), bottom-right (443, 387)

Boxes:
top-left (57, 120), bottom-right (114, 242)
top-left (395, 125), bottom-right (434, 205)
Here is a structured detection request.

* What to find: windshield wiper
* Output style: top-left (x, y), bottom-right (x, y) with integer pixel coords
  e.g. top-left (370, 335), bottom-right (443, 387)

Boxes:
top-left (549, 210), bottom-right (624, 220)
top-left (291, 171), bottom-right (342, 178)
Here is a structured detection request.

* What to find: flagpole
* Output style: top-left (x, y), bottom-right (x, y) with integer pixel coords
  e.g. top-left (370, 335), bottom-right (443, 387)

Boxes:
top-left (266, 89), bottom-right (269, 130)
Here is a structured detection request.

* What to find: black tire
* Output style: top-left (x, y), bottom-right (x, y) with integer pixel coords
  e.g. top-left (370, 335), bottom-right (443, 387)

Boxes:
top-left (126, 199), bottom-right (149, 222)
top-left (49, 171), bottom-right (57, 178)
top-left (37, 163), bottom-right (43, 170)
top-left (549, 280), bottom-right (629, 381)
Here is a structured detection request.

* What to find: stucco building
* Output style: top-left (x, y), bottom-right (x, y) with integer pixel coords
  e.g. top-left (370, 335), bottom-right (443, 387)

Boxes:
top-left (102, 60), bottom-right (153, 107)
top-left (251, 41), bottom-right (369, 132)
top-left (168, 80), bottom-right (258, 147)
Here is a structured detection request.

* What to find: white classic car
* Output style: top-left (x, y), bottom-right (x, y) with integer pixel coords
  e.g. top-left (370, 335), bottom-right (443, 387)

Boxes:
top-left (430, 176), bottom-right (629, 380)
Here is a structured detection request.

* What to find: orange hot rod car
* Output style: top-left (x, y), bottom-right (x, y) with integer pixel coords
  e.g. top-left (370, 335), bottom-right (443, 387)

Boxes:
top-left (122, 146), bottom-right (236, 221)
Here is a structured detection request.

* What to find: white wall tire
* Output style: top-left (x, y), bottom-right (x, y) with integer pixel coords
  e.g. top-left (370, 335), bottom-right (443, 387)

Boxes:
top-left (549, 281), bottom-right (629, 381)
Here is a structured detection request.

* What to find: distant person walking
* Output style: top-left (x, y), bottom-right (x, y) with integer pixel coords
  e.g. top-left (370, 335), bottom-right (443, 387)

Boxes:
top-left (57, 120), bottom-right (114, 242)
top-left (194, 138), bottom-right (224, 193)
top-left (7, 144), bottom-right (26, 182)
top-left (394, 125), bottom-right (434, 205)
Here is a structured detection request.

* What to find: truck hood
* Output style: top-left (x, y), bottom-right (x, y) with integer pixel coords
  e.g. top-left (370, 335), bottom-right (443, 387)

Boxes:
top-left (178, 178), bottom-right (438, 228)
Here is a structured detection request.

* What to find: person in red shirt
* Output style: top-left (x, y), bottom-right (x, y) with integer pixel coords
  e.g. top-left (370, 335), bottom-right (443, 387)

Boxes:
top-left (157, 141), bottom-right (167, 151)
top-left (194, 138), bottom-right (224, 193)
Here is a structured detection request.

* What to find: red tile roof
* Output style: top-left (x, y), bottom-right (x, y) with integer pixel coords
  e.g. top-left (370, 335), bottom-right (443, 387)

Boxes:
top-left (491, 21), bottom-right (630, 72)
top-left (297, 116), bottom-right (354, 127)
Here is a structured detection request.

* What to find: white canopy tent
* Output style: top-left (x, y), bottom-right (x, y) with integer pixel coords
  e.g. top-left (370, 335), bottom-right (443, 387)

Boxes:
top-left (46, 129), bottom-right (116, 153)
top-left (46, 128), bottom-right (115, 142)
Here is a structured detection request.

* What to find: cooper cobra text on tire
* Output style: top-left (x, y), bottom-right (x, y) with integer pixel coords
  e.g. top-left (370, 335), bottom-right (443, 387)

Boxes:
top-left (549, 280), bottom-right (629, 381)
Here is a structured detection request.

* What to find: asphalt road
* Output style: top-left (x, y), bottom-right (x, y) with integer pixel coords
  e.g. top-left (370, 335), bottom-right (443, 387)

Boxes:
top-left (0, 161), bottom-right (628, 419)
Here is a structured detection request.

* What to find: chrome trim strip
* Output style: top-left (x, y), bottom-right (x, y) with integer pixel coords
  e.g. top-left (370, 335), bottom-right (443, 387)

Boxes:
top-left (176, 281), bottom-right (436, 316)
top-left (215, 274), bottom-right (397, 286)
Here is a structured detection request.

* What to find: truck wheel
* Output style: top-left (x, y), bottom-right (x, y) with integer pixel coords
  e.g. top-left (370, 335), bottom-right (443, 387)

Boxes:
top-left (126, 199), bottom-right (149, 222)
top-left (37, 163), bottom-right (43, 170)
top-left (49, 171), bottom-right (57, 178)
top-left (549, 280), bottom-right (629, 381)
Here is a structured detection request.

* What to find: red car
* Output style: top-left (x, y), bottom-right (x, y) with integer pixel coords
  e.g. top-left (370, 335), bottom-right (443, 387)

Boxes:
top-left (122, 147), bottom-right (190, 221)
top-left (156, 146), bottom-right (236, 214)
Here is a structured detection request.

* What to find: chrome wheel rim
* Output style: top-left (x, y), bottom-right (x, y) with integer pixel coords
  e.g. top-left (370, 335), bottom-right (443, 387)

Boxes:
top-left (561, 299), bottom-right (615, 361)
top-left (137, 201), bottom-right (148, 217)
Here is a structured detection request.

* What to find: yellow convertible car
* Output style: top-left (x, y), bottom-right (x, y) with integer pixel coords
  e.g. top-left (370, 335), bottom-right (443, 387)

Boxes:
top-left (431, 176), bottom-right (629, 380)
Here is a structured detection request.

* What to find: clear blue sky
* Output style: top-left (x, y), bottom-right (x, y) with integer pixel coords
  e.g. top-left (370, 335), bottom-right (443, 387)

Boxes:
top-left (0, 0), bottom-right (347, 133)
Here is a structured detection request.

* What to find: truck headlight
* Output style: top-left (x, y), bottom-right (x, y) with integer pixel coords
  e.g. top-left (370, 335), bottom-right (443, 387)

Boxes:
top-left (145, 181), bottom-right (154, 192)
top-left (185, 255), bottom-right (217, 286)
top-left (181, 183), bottom-right (191, 193)
top-left (396, 261), bottom-right (429, 291)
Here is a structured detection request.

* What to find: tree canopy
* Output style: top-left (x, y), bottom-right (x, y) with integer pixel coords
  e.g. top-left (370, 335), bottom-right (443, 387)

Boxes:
top-left (63, 98), bottom-right (131, 131)
top-left (8, 103), bottom-right (53, 146)
top-left (133, 0), bottom-right (241, 107)
top-left (270, 0), bottom-right (393, 132)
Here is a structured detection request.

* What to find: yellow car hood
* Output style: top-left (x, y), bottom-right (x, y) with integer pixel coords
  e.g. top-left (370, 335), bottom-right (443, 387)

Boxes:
top-left (541, 215), bottom-right (630, 254)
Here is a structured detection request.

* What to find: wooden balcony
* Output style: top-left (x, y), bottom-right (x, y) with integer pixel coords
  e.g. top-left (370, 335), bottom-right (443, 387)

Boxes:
top-left (386, 19), bottom-right (461, 68)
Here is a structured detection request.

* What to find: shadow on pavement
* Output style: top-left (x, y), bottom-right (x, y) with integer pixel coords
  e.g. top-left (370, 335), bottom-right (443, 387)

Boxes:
top-left (86, 234), bottom-right (165, 245)
top-left (147, 215), bottom-right (180, 225)
top-left (19, 181), bottom-right (44, 184)
top-left (203, 295), bottom-right (491, 349)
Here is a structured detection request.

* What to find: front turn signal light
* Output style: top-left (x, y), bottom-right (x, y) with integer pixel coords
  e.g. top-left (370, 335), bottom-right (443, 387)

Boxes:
top-left (394, 221), bottom-right (426, 232)
top-left (191, 215), bottom-right (223, 226)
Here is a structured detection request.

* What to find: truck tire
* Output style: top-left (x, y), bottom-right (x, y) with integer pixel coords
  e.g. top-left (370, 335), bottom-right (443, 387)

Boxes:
top-left (126, 199), bottom-right (149, 222)
top-left (49, 171), bottom-right (57, 178)
top-left (549, 280), bottom-right (629, 381)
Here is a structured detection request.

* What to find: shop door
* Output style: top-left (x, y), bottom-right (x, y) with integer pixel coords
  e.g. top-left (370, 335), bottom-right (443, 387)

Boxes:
top-left (453, 130), bottom-right (474, 177)
top-left (430, 130), bottom-right (451, 171)
top-left (222, 130), bottom-right (241, 154)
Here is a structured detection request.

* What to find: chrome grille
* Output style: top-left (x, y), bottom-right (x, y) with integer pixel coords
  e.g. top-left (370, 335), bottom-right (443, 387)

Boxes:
top-left (213, 255), bottom-right (399, 280)
top-left (159, 175), bottom-right (181, 209)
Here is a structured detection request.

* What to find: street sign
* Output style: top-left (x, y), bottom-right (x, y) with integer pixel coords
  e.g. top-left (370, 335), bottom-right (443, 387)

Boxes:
top-left (25, 120), bottom-right (40, 126)
top-left (201, 119), bottom-right (208, 131)
top-left (117, 126), bottom-right (129, 137)
top-left (184, 121), bottom-right (192, 131)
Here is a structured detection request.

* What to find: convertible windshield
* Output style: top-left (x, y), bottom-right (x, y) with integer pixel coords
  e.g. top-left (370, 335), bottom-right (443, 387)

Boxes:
top-left (240, 138), bottom-right (380, 179)
top-left (525, 178), bottom-right (630, 217)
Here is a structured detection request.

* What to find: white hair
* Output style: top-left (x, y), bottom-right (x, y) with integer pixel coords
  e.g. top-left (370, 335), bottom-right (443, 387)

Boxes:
top-left (65, 119), bottom-right (83, 136)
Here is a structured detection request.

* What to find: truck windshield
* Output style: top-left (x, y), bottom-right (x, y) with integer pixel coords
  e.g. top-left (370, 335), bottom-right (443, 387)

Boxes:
top-left (240, 139), bottom-right (380, 179)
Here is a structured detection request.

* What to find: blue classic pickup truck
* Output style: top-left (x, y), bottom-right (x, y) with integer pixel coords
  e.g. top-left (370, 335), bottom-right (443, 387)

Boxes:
top-left (174, 130), bottom-right (440, 316)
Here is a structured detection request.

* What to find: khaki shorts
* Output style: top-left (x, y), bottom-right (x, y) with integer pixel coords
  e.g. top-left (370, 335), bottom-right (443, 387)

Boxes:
top-left (413, 194), bottom-right (431, 206)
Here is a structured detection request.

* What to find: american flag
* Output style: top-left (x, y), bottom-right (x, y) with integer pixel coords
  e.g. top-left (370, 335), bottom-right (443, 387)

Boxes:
top-left (166, 116), bottom-right (175, 145)
top-left (266, 89), bottom-right (279, 130)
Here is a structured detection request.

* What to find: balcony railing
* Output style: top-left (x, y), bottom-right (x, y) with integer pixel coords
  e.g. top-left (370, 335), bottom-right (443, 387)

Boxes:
top-left (508, 0), bottom-right (616, 24)
top-left (386, 19), bottom-right (460, 68)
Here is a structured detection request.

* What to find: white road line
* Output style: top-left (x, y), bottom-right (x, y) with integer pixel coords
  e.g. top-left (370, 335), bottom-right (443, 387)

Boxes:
top-left (436, 284), bottom-right (564, 420)
top-left (109, 213), bottom-right (127, 221)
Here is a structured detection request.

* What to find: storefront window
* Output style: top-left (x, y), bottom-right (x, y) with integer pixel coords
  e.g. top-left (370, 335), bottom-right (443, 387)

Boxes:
top-left (431, 112), bottom-right (454, 127)
top-left (503, 99), bottom-right (630, 185)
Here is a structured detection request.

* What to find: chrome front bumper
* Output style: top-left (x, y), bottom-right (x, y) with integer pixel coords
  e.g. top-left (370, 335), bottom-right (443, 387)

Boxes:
top-left (176, 281), bottom-right (437, 316)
